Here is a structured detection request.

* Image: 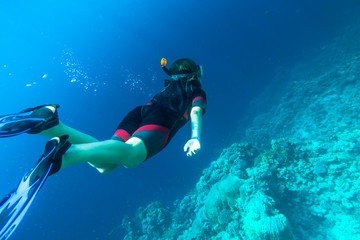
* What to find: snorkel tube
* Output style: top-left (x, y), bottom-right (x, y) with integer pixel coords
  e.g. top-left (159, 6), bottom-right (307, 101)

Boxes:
top-left (161, 58), bottom-right (172, 87)
top-left (161, 58), bottom-right (172, 77)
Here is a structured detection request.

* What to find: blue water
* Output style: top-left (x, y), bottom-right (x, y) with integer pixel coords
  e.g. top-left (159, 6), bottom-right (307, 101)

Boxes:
top-left (1, 0), bottom-right (359, 239)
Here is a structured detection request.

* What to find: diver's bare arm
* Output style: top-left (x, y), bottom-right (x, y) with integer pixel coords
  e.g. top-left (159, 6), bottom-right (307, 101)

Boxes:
top-left (190, 106), bottom-right (203, 139)
top-left (184, 106), bottom-right (203, 157)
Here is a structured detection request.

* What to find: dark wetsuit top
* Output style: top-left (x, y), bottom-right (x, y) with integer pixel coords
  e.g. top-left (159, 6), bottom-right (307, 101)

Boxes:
top-left (113, 80), bottom-right (207, 159)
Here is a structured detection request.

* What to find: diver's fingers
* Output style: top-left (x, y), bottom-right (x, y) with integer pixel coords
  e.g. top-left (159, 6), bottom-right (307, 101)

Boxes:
top-left (187, 146), bottom-right (200, 157)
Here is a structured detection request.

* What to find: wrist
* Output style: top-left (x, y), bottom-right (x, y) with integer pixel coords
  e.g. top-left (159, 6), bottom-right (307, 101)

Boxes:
top-left (191, 136), bottom-right (200, 141)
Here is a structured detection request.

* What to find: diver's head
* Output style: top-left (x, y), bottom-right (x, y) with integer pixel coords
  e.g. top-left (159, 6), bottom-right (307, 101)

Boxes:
top-left (169, 58), bottom-right (200, 75)
top-left (162, 58), bottom-right (203, 88)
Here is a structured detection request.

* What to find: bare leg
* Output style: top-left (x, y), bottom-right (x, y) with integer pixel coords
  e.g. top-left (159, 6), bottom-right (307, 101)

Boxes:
top-left (61, 137), bottom-right (147, 170)
top-left (40, 121), bottom-right (99, 144)
top-left (40, 122), bottom-right (121, 174)
top-left (38, 106), bottom-right (99, 144)
top-left (37, 106), bottom-right (147, 174)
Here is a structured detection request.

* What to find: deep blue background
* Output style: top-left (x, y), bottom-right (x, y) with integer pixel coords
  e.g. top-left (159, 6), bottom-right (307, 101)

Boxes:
top-left (1, 0), bottom-right (359, 239)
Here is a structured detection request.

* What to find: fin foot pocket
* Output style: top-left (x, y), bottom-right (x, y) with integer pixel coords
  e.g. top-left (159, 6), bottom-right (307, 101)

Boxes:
top-left (0, 104), bottom-right (60, 138)
top-left (47, 135), bottom-right (71, 175)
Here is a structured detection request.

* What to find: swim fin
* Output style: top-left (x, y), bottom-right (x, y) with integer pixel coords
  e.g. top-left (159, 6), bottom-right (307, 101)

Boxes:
top-left (0, 135), bottom-right (70, 240)
top-left (0, 104), bottom-right (60, 138)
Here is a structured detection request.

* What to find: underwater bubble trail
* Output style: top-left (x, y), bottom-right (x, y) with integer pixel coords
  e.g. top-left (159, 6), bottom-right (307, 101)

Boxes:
top-left (61, 48), bottom-right (104, 94)
top-left (60, 49), bottom-right (160, 97)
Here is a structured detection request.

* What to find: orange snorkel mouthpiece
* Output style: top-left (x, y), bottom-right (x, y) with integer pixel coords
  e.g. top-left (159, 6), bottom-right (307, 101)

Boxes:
top-left (161, 58), bottom-right (167, 67)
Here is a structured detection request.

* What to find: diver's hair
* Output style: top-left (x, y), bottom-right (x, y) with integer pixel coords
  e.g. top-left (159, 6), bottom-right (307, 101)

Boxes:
top-left (169, 58), bottom-right (202, 88)
top-left (169, 58), bottom-right (198, 75)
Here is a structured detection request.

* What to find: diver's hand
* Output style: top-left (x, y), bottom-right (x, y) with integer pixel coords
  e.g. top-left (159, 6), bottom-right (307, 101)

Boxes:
top-left (184, 137), bottom-right (201, 157)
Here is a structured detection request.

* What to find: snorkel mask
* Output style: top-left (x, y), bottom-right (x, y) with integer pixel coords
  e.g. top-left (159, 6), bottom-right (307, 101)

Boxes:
top-left (161, 58), bottom-right (203, 86)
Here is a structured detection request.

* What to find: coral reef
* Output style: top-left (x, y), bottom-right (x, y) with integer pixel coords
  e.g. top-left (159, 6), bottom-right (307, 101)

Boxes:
top-left (121, 201), bottom-right (171, 240)
top-left (120, 19), bottom-right (360, 240)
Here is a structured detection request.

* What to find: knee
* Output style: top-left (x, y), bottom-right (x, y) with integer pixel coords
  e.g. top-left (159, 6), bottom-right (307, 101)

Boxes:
top-left (122, 152), bottom-right (145, 169)
top-left (122, 138), bottom-right (147, 168)
top-left (96, 165), bottom-right (119, 174)
top-left (123, 160), bottom-right (142, 169)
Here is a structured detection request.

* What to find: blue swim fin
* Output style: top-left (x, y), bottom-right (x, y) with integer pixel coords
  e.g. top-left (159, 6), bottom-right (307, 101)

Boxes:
top-left (0, 104), bottom-right (59, 138)
top-left (0, 135), bottom-right (70, 240)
